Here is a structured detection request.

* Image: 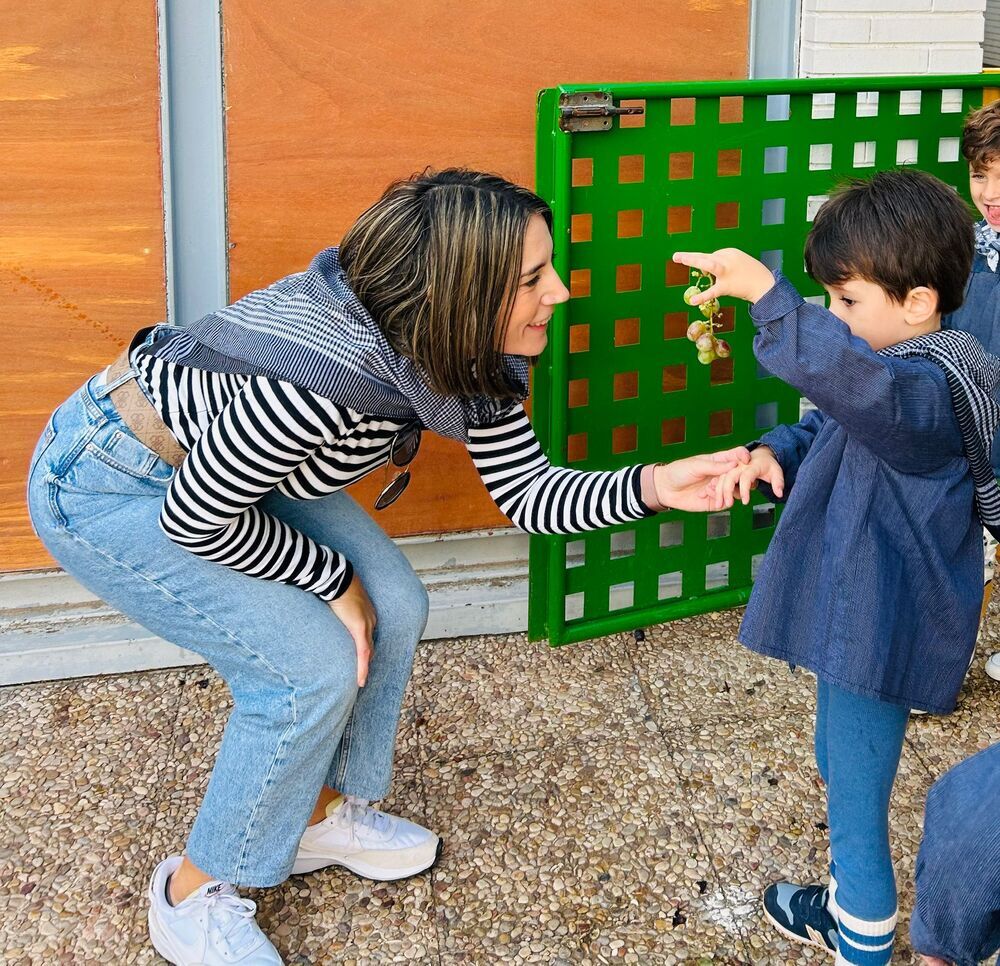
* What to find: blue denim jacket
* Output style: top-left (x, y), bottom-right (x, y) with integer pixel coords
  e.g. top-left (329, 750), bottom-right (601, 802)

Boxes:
top-left (942, 248), bottom-right (1000, 475)
top-left (739, 277), bottom-right (981, 714)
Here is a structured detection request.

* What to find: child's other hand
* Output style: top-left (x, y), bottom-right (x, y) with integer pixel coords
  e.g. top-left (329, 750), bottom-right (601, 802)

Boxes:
top-left (672, 249), bottom-right (775, 304)
top-left (708, 445), bottom-right (784, 510)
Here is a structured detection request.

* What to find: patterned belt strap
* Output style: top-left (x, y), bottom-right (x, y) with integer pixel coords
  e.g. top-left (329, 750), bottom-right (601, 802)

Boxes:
top-left (106, 347), bottom-right (187, 468)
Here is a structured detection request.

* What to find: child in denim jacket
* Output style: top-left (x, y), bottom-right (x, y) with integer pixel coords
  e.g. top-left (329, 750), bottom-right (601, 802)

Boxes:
top-left (675, 169), bottom-right (1000, 964)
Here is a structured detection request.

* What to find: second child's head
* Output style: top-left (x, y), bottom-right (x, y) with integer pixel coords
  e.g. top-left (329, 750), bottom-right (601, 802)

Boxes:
top-left (804, 169), bottom-right (972, 350)
top-left (962, 100), bottom-right (1000, 230)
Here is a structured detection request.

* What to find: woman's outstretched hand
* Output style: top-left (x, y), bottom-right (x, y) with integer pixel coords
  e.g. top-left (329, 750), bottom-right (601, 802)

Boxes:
top-left (672, 249), bottom-right (776, 305)
top-left (654, 447), bottom-right (752, 512)
top-left (328, 573), bottom-right (377, 687)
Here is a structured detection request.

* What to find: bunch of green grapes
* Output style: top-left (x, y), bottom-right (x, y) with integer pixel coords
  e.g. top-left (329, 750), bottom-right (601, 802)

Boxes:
top-left (683, 269), bottom-right (731, 365)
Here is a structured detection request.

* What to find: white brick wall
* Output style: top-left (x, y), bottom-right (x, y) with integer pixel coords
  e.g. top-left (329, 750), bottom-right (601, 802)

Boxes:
top-left (798, 0), bottom-right (986, 77)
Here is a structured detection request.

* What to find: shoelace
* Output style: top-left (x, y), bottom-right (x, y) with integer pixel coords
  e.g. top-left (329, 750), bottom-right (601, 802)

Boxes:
top-left (184, 886), bottom-right (262, 957)
top-left (341, 795), bottom-right (392, 837)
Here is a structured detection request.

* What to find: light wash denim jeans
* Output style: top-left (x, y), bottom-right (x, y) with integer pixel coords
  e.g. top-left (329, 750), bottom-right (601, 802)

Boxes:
top-left (26, 374), bottom-right (429, 887)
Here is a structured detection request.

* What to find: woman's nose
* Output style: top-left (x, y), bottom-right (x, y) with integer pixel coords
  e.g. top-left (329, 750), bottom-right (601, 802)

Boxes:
top-left (544, 276), bottom-right (570, 305)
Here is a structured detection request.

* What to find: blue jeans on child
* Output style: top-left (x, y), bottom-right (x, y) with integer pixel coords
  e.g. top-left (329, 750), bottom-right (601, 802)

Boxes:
top-left (815, 678), bottom-right (910, 964)
top-left (26, 375), bottom-right (429, 887)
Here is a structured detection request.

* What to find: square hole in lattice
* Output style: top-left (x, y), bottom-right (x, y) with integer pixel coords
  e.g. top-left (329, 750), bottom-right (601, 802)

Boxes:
top-left (938, 137), bottom-right (960, 163)
top-left (853, 141), bottom-right (876, 168)
top-left (572, 158), bottom-right (594, 187)
top-left (753, 502), bottom-right (777, 530)
top-left (571, 213), bottom-right (593, 243)
top-left (612, 424), bottom-right (638, 454)
top-left (804, 293), bottom-right (827, 308)
top-left (615, 317), bottom-right (640, 347)
top-left (613, 371), bottom-right (639, 401)
top-left (611, 530), bottom-right (636, 558)
top-left (706, 561), bottom-right (730, 590)
top-left (619, 98), bottom-right (646, 128)
top-left (668, 206), bottom-right (693, 234)
top-left (761, 249), bottom-right (783, 272)
top-left (709, 409), bottom-right (733, 437)
top-left (664, 311), bottom-right (689, 339)
top-left (570, 323), bottom-right (590, 353)
top-left (764, 145), bottom-right (788, 174)
top-left (619, 154), bottom-right (645, 183)
top-left (710, 357), bottom-right (734, 387)
top-left (658, 571), bottom-right (683, 600)
top-left (856, 91), bottom-right (879, 117)
top-left (660, 520), bottom-right (683, 548)
top-left (766, 94), bottom-right (790, 122)
top-left (755, 401), bottom-right (779, 429)
top-left (718, 149), bottom-right (742, 177)
top-left (566, 539), bottom-right (585, 568)
top-left (617, 209), bottom-right (643, 239)
top-left (809, 143), bottom-right (833, 171)
top-left (669, 151), bottom-right (694, 180)
top-left (899, 90), bottom-right (922, 115)
top-left (762, 198), bottom-right (785, 226)
top-left (663, 364), bottom-right (687, 393)
top-left (716, 202), bottom-right (740, 229)
top-left (812, 92), bottom-right (836, 120)
top-left (719, 95), bottom-right (744, 123)
top-left (707, 512), bottom-right (731, 539)
top-left (662, 416), bottom-right (685, 446)
top-left (751, 553), bottom-right (765, 580)
top-left (565, 591), bottom-right (585, 621)
top-left (670, 97), bottom-right (696, 125)
top-left (806, 195), bottom-right (829, 222)
top-left (895, 139), bottom-right (918, 165)
top-left (715, 304), bottom-right (735, 333)
top-left (567, 432), bottom-right (588, 463)
top-left (941, 89), bottom-right (963, 114)
top-left (666, 260), bottom-right (689, 287)
top-left (616, 264), bottom-right (641, 292)
top-left (609, 581), bottom-right (635, 611)
top-left (571, 268), bottom-right (591, 298)
top-left (568, 378), bottom-right (589, 409)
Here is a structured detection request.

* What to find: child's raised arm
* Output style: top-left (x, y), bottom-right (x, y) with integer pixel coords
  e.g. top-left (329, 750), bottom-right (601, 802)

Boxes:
top-left (673, 250), bottom-right (963, 474)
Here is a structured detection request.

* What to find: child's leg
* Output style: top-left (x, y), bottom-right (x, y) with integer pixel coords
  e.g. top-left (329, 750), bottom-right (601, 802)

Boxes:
top-left (815, 677), bottom-right (830, 787)
top-left (825, 683), bottom-right (909, 966)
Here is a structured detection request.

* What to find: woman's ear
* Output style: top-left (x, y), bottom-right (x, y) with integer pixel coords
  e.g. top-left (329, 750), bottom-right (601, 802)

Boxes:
top-left (902, 286), bottom-right (939, 326)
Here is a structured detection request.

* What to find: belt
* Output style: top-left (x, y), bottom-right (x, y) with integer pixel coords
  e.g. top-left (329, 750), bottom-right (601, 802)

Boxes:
top-left (106, 337), bottom-right (187, 468)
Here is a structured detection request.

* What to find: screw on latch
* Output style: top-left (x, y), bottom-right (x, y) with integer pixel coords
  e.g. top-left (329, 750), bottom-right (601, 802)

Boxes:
top-left (559, 92), bottom-right (644, 133)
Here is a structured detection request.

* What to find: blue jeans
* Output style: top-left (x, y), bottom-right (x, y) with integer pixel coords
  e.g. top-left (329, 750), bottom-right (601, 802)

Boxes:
top-left (26, 375), bottom-right (429, 887)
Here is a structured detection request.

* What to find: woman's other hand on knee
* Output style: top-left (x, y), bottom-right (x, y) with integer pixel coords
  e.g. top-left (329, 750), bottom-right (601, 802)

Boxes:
top-left (919, 956), bottom-right (952, 966)
top-left (329, 574), bottom-right (377, 687)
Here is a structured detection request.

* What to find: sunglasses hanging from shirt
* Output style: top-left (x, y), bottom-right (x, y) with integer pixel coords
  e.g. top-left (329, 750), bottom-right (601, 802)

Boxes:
top-left (375, 422), bottom-right (422, 510)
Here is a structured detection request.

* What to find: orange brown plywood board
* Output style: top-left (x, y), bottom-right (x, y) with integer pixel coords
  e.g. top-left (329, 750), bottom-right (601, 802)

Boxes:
top-left (222, 0), bottom-right (749, 535)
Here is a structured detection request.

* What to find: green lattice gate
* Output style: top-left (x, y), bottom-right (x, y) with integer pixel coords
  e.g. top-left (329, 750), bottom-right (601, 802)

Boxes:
top-left (529, 74), bottom-right (993, 646)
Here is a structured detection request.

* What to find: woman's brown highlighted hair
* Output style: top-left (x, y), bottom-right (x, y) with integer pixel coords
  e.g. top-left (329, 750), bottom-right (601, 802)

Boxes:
top-left (804, 169), bottom-right (973, 316)
top-left (339, 168), bottom-right (551, 401)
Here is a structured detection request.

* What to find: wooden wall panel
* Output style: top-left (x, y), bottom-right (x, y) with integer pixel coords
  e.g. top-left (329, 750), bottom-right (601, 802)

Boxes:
top-left (222, 0), bottom-right (750, 535)
top-left (0, 4), bottom-right (166, 571)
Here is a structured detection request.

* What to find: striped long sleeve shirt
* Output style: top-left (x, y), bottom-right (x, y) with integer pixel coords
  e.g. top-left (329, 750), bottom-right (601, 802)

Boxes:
top-left (136, 353), bottom-right (654, 600)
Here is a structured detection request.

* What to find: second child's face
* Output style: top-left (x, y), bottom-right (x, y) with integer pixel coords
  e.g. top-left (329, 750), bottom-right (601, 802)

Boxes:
top-left (822, 277), bottom-right (915, 351)
top-left (970, 156), bottom-right (1000, 230)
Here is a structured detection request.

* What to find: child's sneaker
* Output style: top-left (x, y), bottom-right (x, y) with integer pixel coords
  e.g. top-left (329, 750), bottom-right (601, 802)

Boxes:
top-left (986, 651), bottom-right (1000, 681)
top-left (147, 856), bottom-right (282, 965)
top-left (292, 795), bottom-right (441, 879)
top-left (763, 881), bottom-right (838, 955)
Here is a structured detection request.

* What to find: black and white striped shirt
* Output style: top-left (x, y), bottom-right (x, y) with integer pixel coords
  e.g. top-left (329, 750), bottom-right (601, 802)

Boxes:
top-left (136, 353), bottom-right (654, 600)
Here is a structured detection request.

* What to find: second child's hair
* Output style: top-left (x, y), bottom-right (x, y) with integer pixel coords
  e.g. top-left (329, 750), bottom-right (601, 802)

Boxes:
top-left (804, 169), bottom-right (973, 315)
top-left (962, 100), bottom-right (1000, 169)
top-left (339, 168), bottom-right (551, 401)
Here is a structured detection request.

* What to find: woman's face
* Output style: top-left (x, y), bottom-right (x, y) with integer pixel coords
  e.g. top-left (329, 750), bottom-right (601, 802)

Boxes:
top-left (502, 214), bottom-right (570, 355)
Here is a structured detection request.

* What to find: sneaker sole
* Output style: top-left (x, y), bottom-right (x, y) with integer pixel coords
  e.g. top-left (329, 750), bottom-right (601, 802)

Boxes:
top-left (762, 903), bottom-right (836, 957)
top-left (986, 663), bottom-right (1000, 682)
top-left (292, 836), bottom-right (443, 881)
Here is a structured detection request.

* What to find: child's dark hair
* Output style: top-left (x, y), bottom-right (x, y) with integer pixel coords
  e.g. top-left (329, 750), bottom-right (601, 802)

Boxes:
top-left (962, 100), bottom-right (1000, 169)
top-left (804, 169), bottom-right (973, 316)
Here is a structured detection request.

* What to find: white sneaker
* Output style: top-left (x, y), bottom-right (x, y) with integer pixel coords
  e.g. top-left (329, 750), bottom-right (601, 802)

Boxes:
top-left (292, 795), bottom-right (441, 880)
top-left (986, 652), bottom-right (1000, 681)
top-left (147, 856), bottom-right (282, 965)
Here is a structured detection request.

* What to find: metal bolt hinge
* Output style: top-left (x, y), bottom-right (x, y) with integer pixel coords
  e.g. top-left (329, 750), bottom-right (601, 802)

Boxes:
top-left (559, 92), bottom-right (644, 133)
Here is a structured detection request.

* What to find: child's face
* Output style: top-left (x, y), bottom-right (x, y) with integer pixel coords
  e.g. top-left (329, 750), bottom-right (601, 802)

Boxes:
top-left (970, 156), bottom-right (1000, 230)
top-left (822, 277), bottom-right (930, 351)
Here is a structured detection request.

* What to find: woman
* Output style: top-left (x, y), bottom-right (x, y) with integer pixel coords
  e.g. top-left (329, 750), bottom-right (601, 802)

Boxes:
top-left (27, 169), bottom-right (741, 965)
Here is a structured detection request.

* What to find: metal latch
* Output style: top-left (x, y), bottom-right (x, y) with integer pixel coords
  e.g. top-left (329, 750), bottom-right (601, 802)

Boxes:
top-left (559, 92), bottom-right (644, 133)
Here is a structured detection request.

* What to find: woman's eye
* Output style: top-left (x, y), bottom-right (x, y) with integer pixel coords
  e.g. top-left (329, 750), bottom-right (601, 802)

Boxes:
top-left (523, 275), bottom-right (541, 288)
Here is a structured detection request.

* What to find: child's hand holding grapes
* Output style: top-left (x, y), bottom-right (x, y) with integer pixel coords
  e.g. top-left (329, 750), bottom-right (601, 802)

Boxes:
top-left (673, 248), bottom-right (776, 306)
